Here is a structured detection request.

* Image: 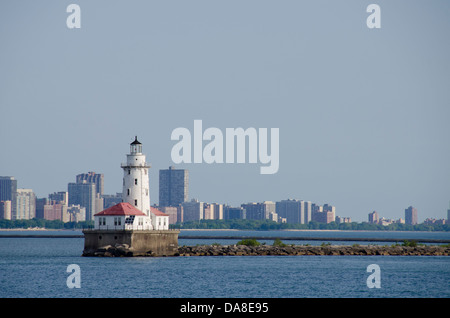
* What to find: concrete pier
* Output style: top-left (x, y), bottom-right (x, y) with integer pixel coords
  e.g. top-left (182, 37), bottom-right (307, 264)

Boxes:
top-left (82, 229), bottom-right (180, 256)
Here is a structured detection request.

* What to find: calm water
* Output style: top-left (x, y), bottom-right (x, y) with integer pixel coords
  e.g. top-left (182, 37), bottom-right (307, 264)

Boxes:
top-left (0, 230), bottom-right (449, 298)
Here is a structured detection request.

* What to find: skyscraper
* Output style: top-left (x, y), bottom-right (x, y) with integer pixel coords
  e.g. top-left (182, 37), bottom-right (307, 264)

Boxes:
top-left (76, 172), bottom-right (104, 195)
top-left (0, 176), bottom-right (17, 217)
top-left (405, 206), bottom-right (418, 225)
top-left (241, 201), bottom-right (276, 220)
top-left (68, 181), bottom-right (96, 221)
top-left (159, 166), bottom-right (188, 207)
top-left (368, 211), bottom-right (379, 224)
top-left (15, 189), bottom-right (36, 220)
top-left (276, 199), bottom-right (304, 224)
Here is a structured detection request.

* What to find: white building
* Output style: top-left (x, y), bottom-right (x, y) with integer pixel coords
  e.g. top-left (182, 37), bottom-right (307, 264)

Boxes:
top-left (95, 202), bottom-right (152, 230)
top-left (15, 189), bottom-right (36, 220)
top-left (121, 136), bottom-right (151, 217)
top-left (151, 207), bottom-right (169, 230)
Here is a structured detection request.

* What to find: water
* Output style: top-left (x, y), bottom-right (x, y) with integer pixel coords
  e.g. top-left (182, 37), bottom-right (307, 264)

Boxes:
top-left (0, 230), bottom-right (449, 298)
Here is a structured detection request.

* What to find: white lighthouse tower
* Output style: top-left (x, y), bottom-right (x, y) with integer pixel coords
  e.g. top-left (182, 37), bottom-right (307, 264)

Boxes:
top-left (121, 136), bottom-right (151, 217)
top-left (83, 136), bottom-right (179, 256)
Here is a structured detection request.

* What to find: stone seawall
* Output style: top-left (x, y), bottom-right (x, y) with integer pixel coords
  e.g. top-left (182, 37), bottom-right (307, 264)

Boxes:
top-left (177, 244), bottom-right (450, 256)
top-left (82, 243), bottom-right (450, 257)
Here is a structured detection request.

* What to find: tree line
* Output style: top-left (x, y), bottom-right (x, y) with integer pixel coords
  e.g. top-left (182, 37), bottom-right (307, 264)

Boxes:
top-left (0, 218), bottom-right (448, 232)
top-left (0, 218), bottom-right (94, 230)
top-left (173, 219), bottom-right (450, 232)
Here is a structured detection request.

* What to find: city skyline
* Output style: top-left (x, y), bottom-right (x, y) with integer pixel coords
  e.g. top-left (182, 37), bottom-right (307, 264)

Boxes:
top-left (1, 1), bottom-right (449, 223)
top-left (1, 165), bottom-right (448, 224)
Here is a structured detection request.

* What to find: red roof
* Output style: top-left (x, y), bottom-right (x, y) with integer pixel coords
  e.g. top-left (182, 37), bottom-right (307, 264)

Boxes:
top-left (151, 206), bottom-right (169, 216)
top-left (95, 202), bottom-right (147, 216)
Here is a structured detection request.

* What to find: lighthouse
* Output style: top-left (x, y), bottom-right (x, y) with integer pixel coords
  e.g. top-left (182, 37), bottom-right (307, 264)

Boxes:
top-left (121, 136), bottom-right (151, 216)
top-left (82, 137), bottom-right (179, 257)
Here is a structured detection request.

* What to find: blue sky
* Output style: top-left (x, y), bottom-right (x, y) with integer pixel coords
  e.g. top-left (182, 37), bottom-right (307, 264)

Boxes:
top-left (1, 1), bottom-right (449, 222)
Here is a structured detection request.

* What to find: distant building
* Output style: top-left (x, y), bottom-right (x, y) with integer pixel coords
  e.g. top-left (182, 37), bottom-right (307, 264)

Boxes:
top-left (276, 199), bottom-right (305, 224)
top-left (368, 211), bottom-right (379, 224)
top-left (0, 177), bottom-right (17, 218)
top-left (35, 198), bottom-right (50, 219)
top-left (405, 206), bottom-right (418, 225)
top-left (181, 199), bottom-right (203, 222)
top-left (102, 193), bottom-right (123, 209)
top-left (224, 206), bottom-right (246, 220)
top-left (304, 201), bottom-right (312, 224)
top-left (336, 216), bottom-right (351, 223)
top-left (311, 203), bottom-right (335, 223)
top-left (66, 205), bottom-right (86, 222)
top-left (15, 189), bottom-right (36, 220)
top-left (43, 201), bottom-right (67, 221)
top-left (424, 218), bottom-right (446, 225)
top-left (203, 203), bottom-right (223, 220)
top-left (76, 172), bottom-right (104, 195)
top-left (159, 166), bottom-right (188, 207)
top-left (157, 206), bottom-right (178, 224)
top-left (241, 201), bottom-right (276, 221)
top-left (0, 200), bottom-right (12, 220)
top-left (68, 182), bottom-right (96, 221)
top-left (49, 191), bottom-right (68, 205)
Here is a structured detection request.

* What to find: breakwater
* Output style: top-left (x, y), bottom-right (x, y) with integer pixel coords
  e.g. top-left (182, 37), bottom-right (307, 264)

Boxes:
top-left (177, 244), bottom-right (450, 256)
top-left (87, 243), bottom-right (450, 257)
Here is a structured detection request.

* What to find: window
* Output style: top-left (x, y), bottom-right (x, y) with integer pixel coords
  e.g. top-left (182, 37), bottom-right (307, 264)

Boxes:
top-left (127, 189), bottom-right (130, 196)
top-left (114, 217), bottom-right (118, 226)
top-left (138, 217), bottom-right (143, 226)
top-left (135, 179), bottom-right (138, 185)
top-left (128, 169), bottom-right (130, 175)
top-left (135, 199), bottom-right (138, 206)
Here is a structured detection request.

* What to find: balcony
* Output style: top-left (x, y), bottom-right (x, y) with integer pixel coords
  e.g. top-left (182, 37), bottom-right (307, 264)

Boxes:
top-left (120, 162), bottom-right (151, 169)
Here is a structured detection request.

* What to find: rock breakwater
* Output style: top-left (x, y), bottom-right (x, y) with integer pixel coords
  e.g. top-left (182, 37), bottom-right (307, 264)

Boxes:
top-left (83, 243), bottom-right (450, 257)
top-left (177, 244), bottom-right (450, 256)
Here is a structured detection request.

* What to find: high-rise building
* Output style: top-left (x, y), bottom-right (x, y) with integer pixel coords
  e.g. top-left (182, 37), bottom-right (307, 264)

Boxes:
top-left (304, 201), bottom-right (312, 224)
top-left (76, 172), bottom-right (104, 195)
top-left (35, 198), bottom-right (50, 219)
top-left (68, 181), bottom-right (96, 221)
top-left (66, 205), bottom-right (86, 222)
top-left (0, 176), bottom-right (17, 217)
top-left (102, 193), bottom-right (123, 209)
top-left (49, 192), bottom-right (68, 205)
top-left (368, 211), bottom-right (379, 224)
top-left (311, 203), bottom-right (335, 224)
top-left (43, 201), bottom-right (67, 221)
top-left (0, 200), bottom-right (12, 219)
top-left (405, 206), bottom-right (418, 225)
top-left (15, 189), bottom-right (36, 220)
top-left (241, 201), bottom-right (276, 220)
top-left (181, 199), bottom-right (203, 222)
top-left (276, 199), bottom-right (305, 224)
top-left (447, 202), bottom-right (450, 222)
top-left (224, 206), bottom-right (246, 220)
top-left (159, 166), bottom-right (188, 207)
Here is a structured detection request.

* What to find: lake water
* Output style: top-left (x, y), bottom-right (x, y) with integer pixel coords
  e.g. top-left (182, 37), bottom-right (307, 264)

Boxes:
top-left (0, 230), bottom-right (449, 298)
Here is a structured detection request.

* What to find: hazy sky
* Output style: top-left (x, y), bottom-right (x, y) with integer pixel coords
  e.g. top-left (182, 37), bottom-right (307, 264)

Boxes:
top-left (1, 0), bottom-right (449, 222)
